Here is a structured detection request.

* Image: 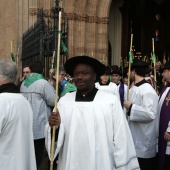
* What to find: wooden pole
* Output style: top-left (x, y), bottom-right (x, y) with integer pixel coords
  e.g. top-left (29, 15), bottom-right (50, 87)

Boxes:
top-left (152, 38), bottom-right (154, 53)
top-left (127, 34), bottom-right (133, 101)
top-left (49, 51), bottom-right (56, 83)
top-left (51, 51), bottom-right (55, 70)
top-left (11, 41), bottom-right (13, 53)
top-left (126, 34), bottom-right (133, 119)
top-left (50, 11), bottom-right (62, 170)
top-left (152, 38), bottom-right (157, 92)
top-left (16, 48), bottom-right (19, 68)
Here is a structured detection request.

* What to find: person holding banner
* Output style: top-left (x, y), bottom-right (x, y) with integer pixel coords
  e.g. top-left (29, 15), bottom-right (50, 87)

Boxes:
top-left (124, 59), bottom-right (159, 170)
top-left (45, 55), bottom-right (140, 170)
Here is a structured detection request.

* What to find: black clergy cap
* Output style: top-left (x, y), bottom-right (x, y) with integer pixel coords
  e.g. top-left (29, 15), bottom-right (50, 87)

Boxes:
top-left (64, 55), bottom-right (105, 77)
top-left (104, 66), bottom-right (112, 75)
top-left (161, 61), bottom-right (170, 71)
top-left (111, 65), bottom-right (122, 76)
top-left (131, 59), bottom-right (148, 69)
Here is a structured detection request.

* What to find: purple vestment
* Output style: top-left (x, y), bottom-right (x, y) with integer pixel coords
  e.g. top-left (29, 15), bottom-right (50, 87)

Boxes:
top-left (119, 83), bottom-right (124, 108)
top-left (158, 85), bottom-right (170, 170)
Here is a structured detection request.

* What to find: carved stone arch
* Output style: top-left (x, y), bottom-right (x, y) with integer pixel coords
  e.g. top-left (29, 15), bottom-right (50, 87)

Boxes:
top-left (84, 0), bottom-right (98, 58)
top-left (94, 0), bottom-right (111, 64)
top-left (62, 0), bottom-right (112, 63)
top-left (73, 0), bottom-right (87, 56)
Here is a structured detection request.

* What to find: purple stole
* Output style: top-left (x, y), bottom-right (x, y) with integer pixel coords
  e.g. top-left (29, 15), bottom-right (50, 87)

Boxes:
top-left (158, 85), bottom-right (170, 170)
top-left (119, 83), bottom-right (124, 108)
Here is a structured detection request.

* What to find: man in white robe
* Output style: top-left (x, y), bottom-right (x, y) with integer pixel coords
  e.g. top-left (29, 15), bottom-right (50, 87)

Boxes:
top-left (95, 66), bottom-right (120, 99)
top-left (124, 59), bottom-right (158, 170)
top-left (45, 56), bottom-right (140, 170)
top-left (111, 65), bottom-right (128, 115)
top-left (0, 60), bottom-right (36, 170)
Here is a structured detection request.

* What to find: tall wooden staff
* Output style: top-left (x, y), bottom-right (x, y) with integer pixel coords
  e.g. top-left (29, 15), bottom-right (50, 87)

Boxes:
top-left (51, 51), bottom-right (56, 70)
top-left (127, 34), bottom-right (133, 101)
top-left (49, 51), bottom-right (56, 82)
top-left (151, 38), bottom-right (157, 92)
top-left (126, 34), bottom-right (133, 119)
top-left (11, 41), bottom-right (12, 53)
top-left (16, 48), bottom-right (19, 67)
top-left (50, 11), bottom-right (62, 170)
top-left (10, 41), bottom-right (16, 62)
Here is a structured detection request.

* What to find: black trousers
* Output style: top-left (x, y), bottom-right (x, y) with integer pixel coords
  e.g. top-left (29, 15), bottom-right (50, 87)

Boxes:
top-left (164, 154), bottom-right (170, 170)
top-left (34, 138), bottom-right (45, 169)
top-left (48, 155), bottom-right (58, 170)
top-left (138, 157), bottom-right (156, 170)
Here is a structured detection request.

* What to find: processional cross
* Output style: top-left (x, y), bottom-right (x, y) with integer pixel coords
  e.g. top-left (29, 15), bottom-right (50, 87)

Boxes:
top-left (166, 93), bottom-right (170, 106)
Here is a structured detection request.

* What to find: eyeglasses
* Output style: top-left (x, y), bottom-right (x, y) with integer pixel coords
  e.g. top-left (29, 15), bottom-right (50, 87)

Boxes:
top-left (60, 74), bottom-right (66, 77)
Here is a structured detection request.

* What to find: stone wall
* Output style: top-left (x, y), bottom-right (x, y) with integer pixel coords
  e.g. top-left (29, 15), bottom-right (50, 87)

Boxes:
top-left (0, 0), bottom-right (17, 59)
top-left (62, 0), bottom-right (112, 65)
top-left (0, 0), bottom-right (113, 66)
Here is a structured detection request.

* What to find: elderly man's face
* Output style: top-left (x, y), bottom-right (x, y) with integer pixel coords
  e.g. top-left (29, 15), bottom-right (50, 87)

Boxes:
top-left (73, 63), bottom-right (96, 93)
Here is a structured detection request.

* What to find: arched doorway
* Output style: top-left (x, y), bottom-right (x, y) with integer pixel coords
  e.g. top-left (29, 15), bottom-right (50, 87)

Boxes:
top-left (120, 0), bottom-right (170, 64)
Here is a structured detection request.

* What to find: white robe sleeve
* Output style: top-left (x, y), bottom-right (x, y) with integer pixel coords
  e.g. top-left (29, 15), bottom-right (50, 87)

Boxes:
top-left (112, 98), bottom-right (140, 170)
top-left (45, 122), bottom-right (65, 161)
top-left (123, 85), bottom-right (128, 115)
top-left (130, 92), bottom-right (158, 122)
top-left (114, 83), bottom-right (120, 100)
top-left (0, 109), bottom-right (7, 134)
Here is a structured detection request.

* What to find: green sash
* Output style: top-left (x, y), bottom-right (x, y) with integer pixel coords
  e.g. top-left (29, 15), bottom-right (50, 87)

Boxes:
top-left (24, 73), bottom-right (45, 87)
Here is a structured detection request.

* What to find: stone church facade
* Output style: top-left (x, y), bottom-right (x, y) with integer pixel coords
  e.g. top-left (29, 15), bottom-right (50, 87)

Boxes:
top-left (0, 0), bottom-right (169, 72)
top-left (0, 0), bottom-right (123, 66)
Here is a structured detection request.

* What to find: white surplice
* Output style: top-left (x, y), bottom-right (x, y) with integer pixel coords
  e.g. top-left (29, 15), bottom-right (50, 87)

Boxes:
top-left (129, 83), bottom-right (159, 158)
top-left (0, 93), bottom-right (37, 170)
top-left (95, 82), bottom-right (120, 99)
top-left (45, 90), bottom-right (140, 170)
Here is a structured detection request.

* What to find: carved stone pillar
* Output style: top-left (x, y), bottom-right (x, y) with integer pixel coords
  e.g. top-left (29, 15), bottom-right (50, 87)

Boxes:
top-left (62, 0), bottom-right (111, 64)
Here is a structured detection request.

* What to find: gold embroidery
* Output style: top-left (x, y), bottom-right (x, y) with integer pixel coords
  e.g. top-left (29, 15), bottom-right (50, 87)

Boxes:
top-left (166, 93), bottom-right (170, 106)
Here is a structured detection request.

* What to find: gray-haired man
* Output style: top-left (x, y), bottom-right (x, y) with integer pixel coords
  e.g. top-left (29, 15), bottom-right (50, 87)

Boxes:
top-left (0, 60), bottom-right (36, 170)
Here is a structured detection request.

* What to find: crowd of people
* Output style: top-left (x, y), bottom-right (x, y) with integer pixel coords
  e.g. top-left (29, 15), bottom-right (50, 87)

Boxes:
top-left (0, 55), bottom-right (170, 170)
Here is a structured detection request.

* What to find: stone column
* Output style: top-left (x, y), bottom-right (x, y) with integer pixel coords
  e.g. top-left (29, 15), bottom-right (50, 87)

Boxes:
top-left (109, 0), bottom-right (124, 66)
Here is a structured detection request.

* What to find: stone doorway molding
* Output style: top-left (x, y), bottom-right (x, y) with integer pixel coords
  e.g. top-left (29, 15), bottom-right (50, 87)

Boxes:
top-left (62, 0), bottom-right (112, 64)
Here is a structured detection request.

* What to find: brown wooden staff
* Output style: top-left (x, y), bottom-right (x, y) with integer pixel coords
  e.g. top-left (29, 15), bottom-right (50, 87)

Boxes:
top-left (49, 51), bottom-right (56, 84)
top-left (127, 34), bottom-right (133, 101)
top-left (16, 48), bottom-right (19, 67)
top-left (50, 11), bottom-right (62, 170)
top-left (152, 38), bottom-right (157, 92)
top-left (126, 34), bottom-right (133, 119)
top-left (51, 51), bottom-right (55, 70)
